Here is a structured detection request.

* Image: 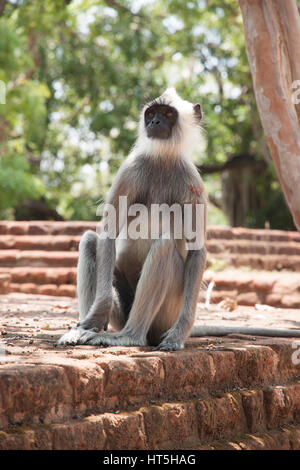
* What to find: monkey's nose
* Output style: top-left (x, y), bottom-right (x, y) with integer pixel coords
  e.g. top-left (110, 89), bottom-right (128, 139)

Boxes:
top-left (151, 119), bottom-right (160, 125)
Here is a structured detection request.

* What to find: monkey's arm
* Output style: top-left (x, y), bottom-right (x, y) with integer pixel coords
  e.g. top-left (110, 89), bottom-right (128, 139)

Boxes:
top-left (77, 165), bottom-right (132, 332)
top-left (155, 246), bottom-right (207, 350)
top-left (77, 234), bottom-right (116, 331)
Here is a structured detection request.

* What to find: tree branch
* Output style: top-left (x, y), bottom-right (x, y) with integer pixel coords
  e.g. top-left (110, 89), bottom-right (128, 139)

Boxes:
top-left (197, 154), bottom-right (267, 175)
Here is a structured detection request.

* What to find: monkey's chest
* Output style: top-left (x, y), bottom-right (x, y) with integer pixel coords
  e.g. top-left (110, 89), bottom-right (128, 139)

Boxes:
top-left (133, 180), bottom-right (186, 207)
top-left (130, 155), bottom-right (199, 206)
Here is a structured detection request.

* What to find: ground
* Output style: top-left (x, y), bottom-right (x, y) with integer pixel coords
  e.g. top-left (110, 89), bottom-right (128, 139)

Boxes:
top-left (1, 293), bottom-right (300, 351)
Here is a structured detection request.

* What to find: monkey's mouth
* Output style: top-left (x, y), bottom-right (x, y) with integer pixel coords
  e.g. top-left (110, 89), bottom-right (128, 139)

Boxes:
top-left (147, 128), bottom-right (171, 140)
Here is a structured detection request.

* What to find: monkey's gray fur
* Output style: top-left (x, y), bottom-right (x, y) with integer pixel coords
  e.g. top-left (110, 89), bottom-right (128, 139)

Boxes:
top-left (58, 88), bottom-right (300, 350)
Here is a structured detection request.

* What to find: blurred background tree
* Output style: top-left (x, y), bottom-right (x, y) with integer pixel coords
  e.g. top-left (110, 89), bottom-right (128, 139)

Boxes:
top-left (0, 0), bottom-right (296, 229)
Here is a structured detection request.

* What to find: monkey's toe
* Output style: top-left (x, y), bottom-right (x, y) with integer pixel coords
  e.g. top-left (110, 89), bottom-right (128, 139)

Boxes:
top-left (83, 333), bottom-right (120, 346)
top-left (82, 332), bottom-right (146, 347)
top-left (154, 340), bottom-right (184, 351)
top-left (76, 330), bottom-right (99, 344)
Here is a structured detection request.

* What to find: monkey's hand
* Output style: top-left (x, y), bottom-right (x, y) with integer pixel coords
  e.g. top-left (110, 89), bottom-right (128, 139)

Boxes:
top-left (77, 297), bottom-right (113, 332)
top-left (154, 328), bottom-right (185, 351)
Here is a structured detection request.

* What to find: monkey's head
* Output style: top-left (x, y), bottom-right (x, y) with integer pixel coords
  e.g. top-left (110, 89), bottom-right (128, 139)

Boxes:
top-left (144, 102), bottom-right (179, 140)
top-left (134, 88), bottom-right (202, 159)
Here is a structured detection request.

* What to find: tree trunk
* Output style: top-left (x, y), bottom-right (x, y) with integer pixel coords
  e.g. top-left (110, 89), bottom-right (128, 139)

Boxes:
top-left (0, 0), bottom-right (7, 17)
top-left (221, 164), bottom-right (264, 227)
top-left (239, 0), bottom-right (300, 231)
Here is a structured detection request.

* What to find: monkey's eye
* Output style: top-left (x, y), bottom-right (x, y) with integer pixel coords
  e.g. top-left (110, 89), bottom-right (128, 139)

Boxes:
top-left (147, 111), bottom-right (154, 119)
top-left (165, 111), bottom-right (173, 118)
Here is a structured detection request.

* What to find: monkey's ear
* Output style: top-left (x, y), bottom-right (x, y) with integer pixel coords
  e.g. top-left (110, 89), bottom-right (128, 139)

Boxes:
top-left (193, 103), bottom-right (202, 121)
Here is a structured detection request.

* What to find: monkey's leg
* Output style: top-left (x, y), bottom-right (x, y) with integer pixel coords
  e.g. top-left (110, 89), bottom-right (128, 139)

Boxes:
top-left (110, 267), bottom-right (134, 331)
top-left (77, 230), bottom-right (97, 321)
top-left (79, 236), bottom-right (183, 347)
top-left (146, 249), bottom-right (184, 346)
top-left (77, 229), bottom-right (117, 331)
top-left (155, 246), bottom-right (207, 351)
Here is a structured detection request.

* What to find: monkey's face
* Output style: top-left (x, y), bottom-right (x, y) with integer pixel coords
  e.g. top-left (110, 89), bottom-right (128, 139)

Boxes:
top-left (144, 104), bottom-right (178, 140)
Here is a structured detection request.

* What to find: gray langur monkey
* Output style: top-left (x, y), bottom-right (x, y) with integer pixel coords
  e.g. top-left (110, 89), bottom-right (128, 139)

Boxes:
top-left (58, 88), bottom-right (300, 350)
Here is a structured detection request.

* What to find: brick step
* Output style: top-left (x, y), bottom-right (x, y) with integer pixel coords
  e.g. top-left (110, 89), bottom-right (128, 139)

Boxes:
top-left (8, 282), bottom-right (76, 297)
top-left (199, 425), bottom-right (300, 450)
top-left (1, 268), bottom-right (300, 307)
top-left (204, 270), bottom-right (300, 293)
top-left (1, 250), bottom-right (300, 271)
top-left (0, 221), bottom-right (97, 236)
top-left (208, 226), bottom-right (300, 243)
top-left (210, 291), bottom-right (300, 309)
top-left (1, 295), bottom-right (300, 449)
top-left (0, 221), bottom-right (300, 243)
top-left (7, 285), bottom-right (299, 308)
top-left (209, 253), bottom-right (300, 271)
top-left (0, 235), bottom-right (81, 251)
top-left (1, 384), bottom-right (300, 450)
top-left (0, 339), bottom-right (299, 430)
top-left (1, 267), bottom-right (299, 287)
top-left (0, 267), bottom-right (77, 284)
top-left (0, 266), bottom-right (77, 297)
top-left (205, 270), bottom-right (300, 309)
top-left (2, 235), bottom-right (300, 256)
top-left (0, 250), bottom-right (78, 267)
top-left (206, 239), bottom-right (300, 256)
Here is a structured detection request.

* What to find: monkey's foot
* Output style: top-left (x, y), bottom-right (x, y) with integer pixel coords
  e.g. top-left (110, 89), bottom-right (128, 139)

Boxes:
top-left (154, 340), bottom-right (184, 351)
top-left (78, 330), bottom-right (146, 347)
top-left (153, 330), bottom-right (184, 351)
top-left (57, 326), bottom-right (96, 345)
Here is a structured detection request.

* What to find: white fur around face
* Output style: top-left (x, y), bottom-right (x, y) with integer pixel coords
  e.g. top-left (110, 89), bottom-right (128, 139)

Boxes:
top-left (133, 88), bottom-right (202, 160)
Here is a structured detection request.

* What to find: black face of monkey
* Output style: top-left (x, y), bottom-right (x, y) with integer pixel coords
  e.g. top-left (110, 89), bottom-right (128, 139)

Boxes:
top-left (144, 104), bottom-right (179, 140)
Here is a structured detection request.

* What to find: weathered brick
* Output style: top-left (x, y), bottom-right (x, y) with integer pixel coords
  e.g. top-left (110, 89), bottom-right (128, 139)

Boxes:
top-left (0, 273), bottom-right (11, 294)
top-left (196, 394), bottom-right (247, 441)
top-left (37, 284), bottom-right (59, 296)
top-left (281, 295), bottom-right (300, 309)
top-left (0, 251), bottom-right (18, 266)
top-left (241, 389), bottom-right (265, 433)
top-left (265, 293), bottom-right (282, 306)
top-left (264, 384), bottom-right (300, 428)
top-left (51, 417), bottom-right (107, 450)
top-left (227, 345), bottom-right (279, 388)
top-left (58, 285), bottom-right (76, 297)
top-left (19, 283), bottom-right (37, 294)
top-left (142, 402), bottom-right (198, 449)
top-left (251, 278), bottom-right (276, 291)
top-left (203, 426), bottom-right (300, 450)
top-left (237, 291), bottom-right (259, 306)
top-left (102, 412), bottom-right (146, 450)
top-left (99, 355), bottom-right (165, 409)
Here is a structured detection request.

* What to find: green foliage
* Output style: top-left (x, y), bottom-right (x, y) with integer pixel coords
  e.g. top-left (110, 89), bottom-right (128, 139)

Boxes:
top-left (246, 165), bottom-right (295, 230)
top-left (0, 148), bottom-right (43, 218)
top-left (0, 0), bottom-right (294, 228)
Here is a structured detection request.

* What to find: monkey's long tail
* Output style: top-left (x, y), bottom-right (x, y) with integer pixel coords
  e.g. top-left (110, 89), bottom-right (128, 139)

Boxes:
top-left (190, 325), bottom-right (300, 338)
